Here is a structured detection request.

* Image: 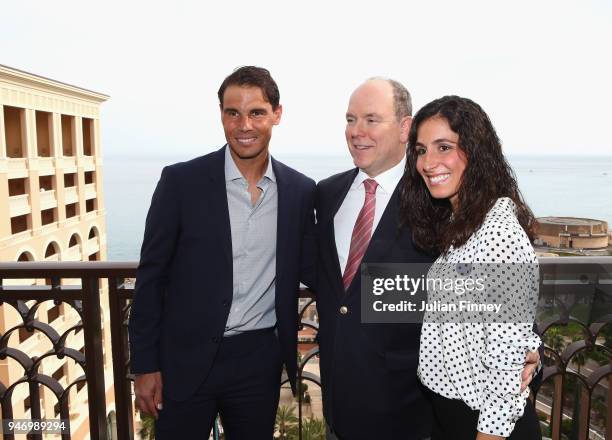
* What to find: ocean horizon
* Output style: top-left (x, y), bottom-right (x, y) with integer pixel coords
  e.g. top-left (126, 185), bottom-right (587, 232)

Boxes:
top-left (103, 153), bottom-right (612, 261)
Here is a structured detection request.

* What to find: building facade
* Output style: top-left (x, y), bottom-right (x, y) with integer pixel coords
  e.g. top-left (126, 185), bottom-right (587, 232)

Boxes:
top-left (536, 216), bottom-right (610, 249)
top-left (0, 64), bottom-right (113, 439)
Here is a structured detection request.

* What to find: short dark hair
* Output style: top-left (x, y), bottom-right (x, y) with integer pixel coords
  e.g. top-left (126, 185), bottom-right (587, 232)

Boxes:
top-left (218, 66), bottom-right (280, 110)
top-left (400, 95), bottom-right (536, 254)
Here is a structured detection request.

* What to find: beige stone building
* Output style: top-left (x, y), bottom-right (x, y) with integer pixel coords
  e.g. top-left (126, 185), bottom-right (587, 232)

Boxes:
top-left (1, 64), bottom-right (113, 438)
top-left (536, 217), bottom-right (610, 249)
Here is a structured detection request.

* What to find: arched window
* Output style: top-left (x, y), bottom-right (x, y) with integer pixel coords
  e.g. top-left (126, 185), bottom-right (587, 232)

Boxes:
top-left (68, 233), bottom-right (80, 248)
top-left (88, 226), bottom-right (99, 240)
top-left (17, 251), bottom-right (34, 261)
top-left (44, 242), bottom-right (60, 258)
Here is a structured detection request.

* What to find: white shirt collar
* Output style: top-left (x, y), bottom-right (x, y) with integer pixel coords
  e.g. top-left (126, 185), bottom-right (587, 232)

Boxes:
top-left (352, 154), bottom-right (406, 194)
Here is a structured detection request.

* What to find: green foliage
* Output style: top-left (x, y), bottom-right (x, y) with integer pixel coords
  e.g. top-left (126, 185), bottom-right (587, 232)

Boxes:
top-left (276, 405), bottom-right (299, 439)
top-left (561, 417), bottom-right (574, 437)
top-left (275, 405), bottom-right (325, 440)
top-left (138, 412), bottom-right (155, 440)
top-left (543, 327), bottom-right (565, 353)
top-left (301, 416), bottom-right (326, 440)
top-left (602, 325), bottom-right (612, 348)
top-left (570, 334), bottom-right (587, 372)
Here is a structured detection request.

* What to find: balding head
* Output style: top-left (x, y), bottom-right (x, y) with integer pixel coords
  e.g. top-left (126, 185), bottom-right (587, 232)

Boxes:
top-left (348, 79), bottom-right (396, 119)
top-left (345, 79), bottom-right (412, 177)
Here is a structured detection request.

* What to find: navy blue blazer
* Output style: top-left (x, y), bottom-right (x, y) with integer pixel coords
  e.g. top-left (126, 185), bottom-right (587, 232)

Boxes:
top-left (315, 169), bottom-right (434, 440)
top-left (129, 146), bottom-right (316, 401)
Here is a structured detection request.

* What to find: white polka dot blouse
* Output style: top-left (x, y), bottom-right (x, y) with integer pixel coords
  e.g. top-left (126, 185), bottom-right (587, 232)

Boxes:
top-left (417, 197), bottom-right (541, 437)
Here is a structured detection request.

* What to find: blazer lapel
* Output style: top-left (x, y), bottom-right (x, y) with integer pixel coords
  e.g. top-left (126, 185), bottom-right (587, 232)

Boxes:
top-left (272, 157), bottom-right (293, 282)
top-left (207, 146), bottom-right (233, 270)
top-left (322, 169), bottom-right (358, 294)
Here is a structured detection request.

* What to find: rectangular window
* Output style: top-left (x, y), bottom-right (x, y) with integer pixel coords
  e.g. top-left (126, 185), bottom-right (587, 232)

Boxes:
top-left (41, 208), bottom-right (56, 226)
top-left (61, 115), bottom-right (74, 156)
top-left (19, 326), bottom-right (33, 343)
top-left (66, 203), bottom-right (78, 218)
top-left (4, 106), bottom-right (25, 158)
top-left (11, 214), bottom-right (29, 234)
top-left (64, 173), bottom-right (76, 187)
top-left (39, 175), bottom-right (54, 191)
top-left (82, 118), bottom-right (94, 156)
top-left (47, 304), bottom-right (61, 322)
top-left (8, 178), bottom-right (27, 196)
top-left (52, 365), bottom-right (65, 381)
top-left (36, 111), bottom-right (52, 157)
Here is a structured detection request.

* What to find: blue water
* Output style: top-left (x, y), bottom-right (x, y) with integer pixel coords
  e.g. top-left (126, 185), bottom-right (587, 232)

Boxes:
top-left (103, 154), bottom-right (612, 261)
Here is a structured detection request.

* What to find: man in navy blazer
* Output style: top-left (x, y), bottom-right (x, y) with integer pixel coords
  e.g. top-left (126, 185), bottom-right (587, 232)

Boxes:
top-left (315, 78), bottom-right (433, 440)
top-left (128, 66), bottom-right (315, 439)
top-left (315, 78), bottom-right (541, 439)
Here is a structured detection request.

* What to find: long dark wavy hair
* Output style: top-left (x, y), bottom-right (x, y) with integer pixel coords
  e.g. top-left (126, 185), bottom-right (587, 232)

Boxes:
top-left (399, 95), bottom-right (536, 254)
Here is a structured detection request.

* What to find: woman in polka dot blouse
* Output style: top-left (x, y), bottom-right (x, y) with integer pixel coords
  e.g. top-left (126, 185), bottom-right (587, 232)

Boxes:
top-left (400, 96), bottom-right (542, 440)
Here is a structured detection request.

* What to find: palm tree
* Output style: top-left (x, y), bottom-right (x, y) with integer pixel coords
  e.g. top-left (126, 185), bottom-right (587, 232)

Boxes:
top-left (301, 416), bottom-right (326, 440)
top-left (543, 327), bottom-right (565, 354)
top-left (275, 405), bottom-right (298, 439)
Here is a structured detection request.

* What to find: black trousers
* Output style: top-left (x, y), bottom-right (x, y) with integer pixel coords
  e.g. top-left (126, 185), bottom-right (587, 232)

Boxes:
top-left (155, 327), bottom-right (282, 440)
top-left (424, 387), bottom-right (541, 440)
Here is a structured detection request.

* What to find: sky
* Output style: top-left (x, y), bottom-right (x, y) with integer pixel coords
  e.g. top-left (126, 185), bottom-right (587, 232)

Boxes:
top-left (2, 0), bottom-right (611, 158)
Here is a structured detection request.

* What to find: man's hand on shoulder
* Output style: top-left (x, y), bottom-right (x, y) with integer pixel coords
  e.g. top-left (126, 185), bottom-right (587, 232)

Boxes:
top-left (520, 350), bottom-right (540, 392)
top-left (135, 371), bottom-right (163, 419)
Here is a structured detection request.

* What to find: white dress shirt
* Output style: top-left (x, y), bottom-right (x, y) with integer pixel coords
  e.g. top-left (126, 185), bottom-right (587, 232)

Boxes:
top-left (334, 156), bottom-right (406, 275)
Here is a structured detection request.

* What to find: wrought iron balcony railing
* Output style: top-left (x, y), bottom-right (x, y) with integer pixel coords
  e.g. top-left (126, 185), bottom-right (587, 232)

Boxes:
top-left (0, 257), bottom-right (610, 440)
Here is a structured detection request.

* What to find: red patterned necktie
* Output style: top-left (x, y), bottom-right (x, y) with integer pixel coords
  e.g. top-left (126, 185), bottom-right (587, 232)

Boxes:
top-left (342, 178), bottom-right (378, 291)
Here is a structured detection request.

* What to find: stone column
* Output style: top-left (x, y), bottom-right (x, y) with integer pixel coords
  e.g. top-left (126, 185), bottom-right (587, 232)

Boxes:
top-left (25, 108), bottom-right (41, 232)
top-left (53, 112), bottom-right (66, 224)
top-left (0, 105), bottom-right (12, 240)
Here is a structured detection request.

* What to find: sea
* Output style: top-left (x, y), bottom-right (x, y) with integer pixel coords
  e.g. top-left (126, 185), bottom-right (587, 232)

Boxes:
top-left (103, 154), bottom-right (612, 261)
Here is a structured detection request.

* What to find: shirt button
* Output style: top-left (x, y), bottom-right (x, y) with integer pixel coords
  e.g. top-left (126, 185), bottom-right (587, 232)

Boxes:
top-left (212, 336), bottom-right (221, 343)
top-left (339, 306), bottom-right (348, 315)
